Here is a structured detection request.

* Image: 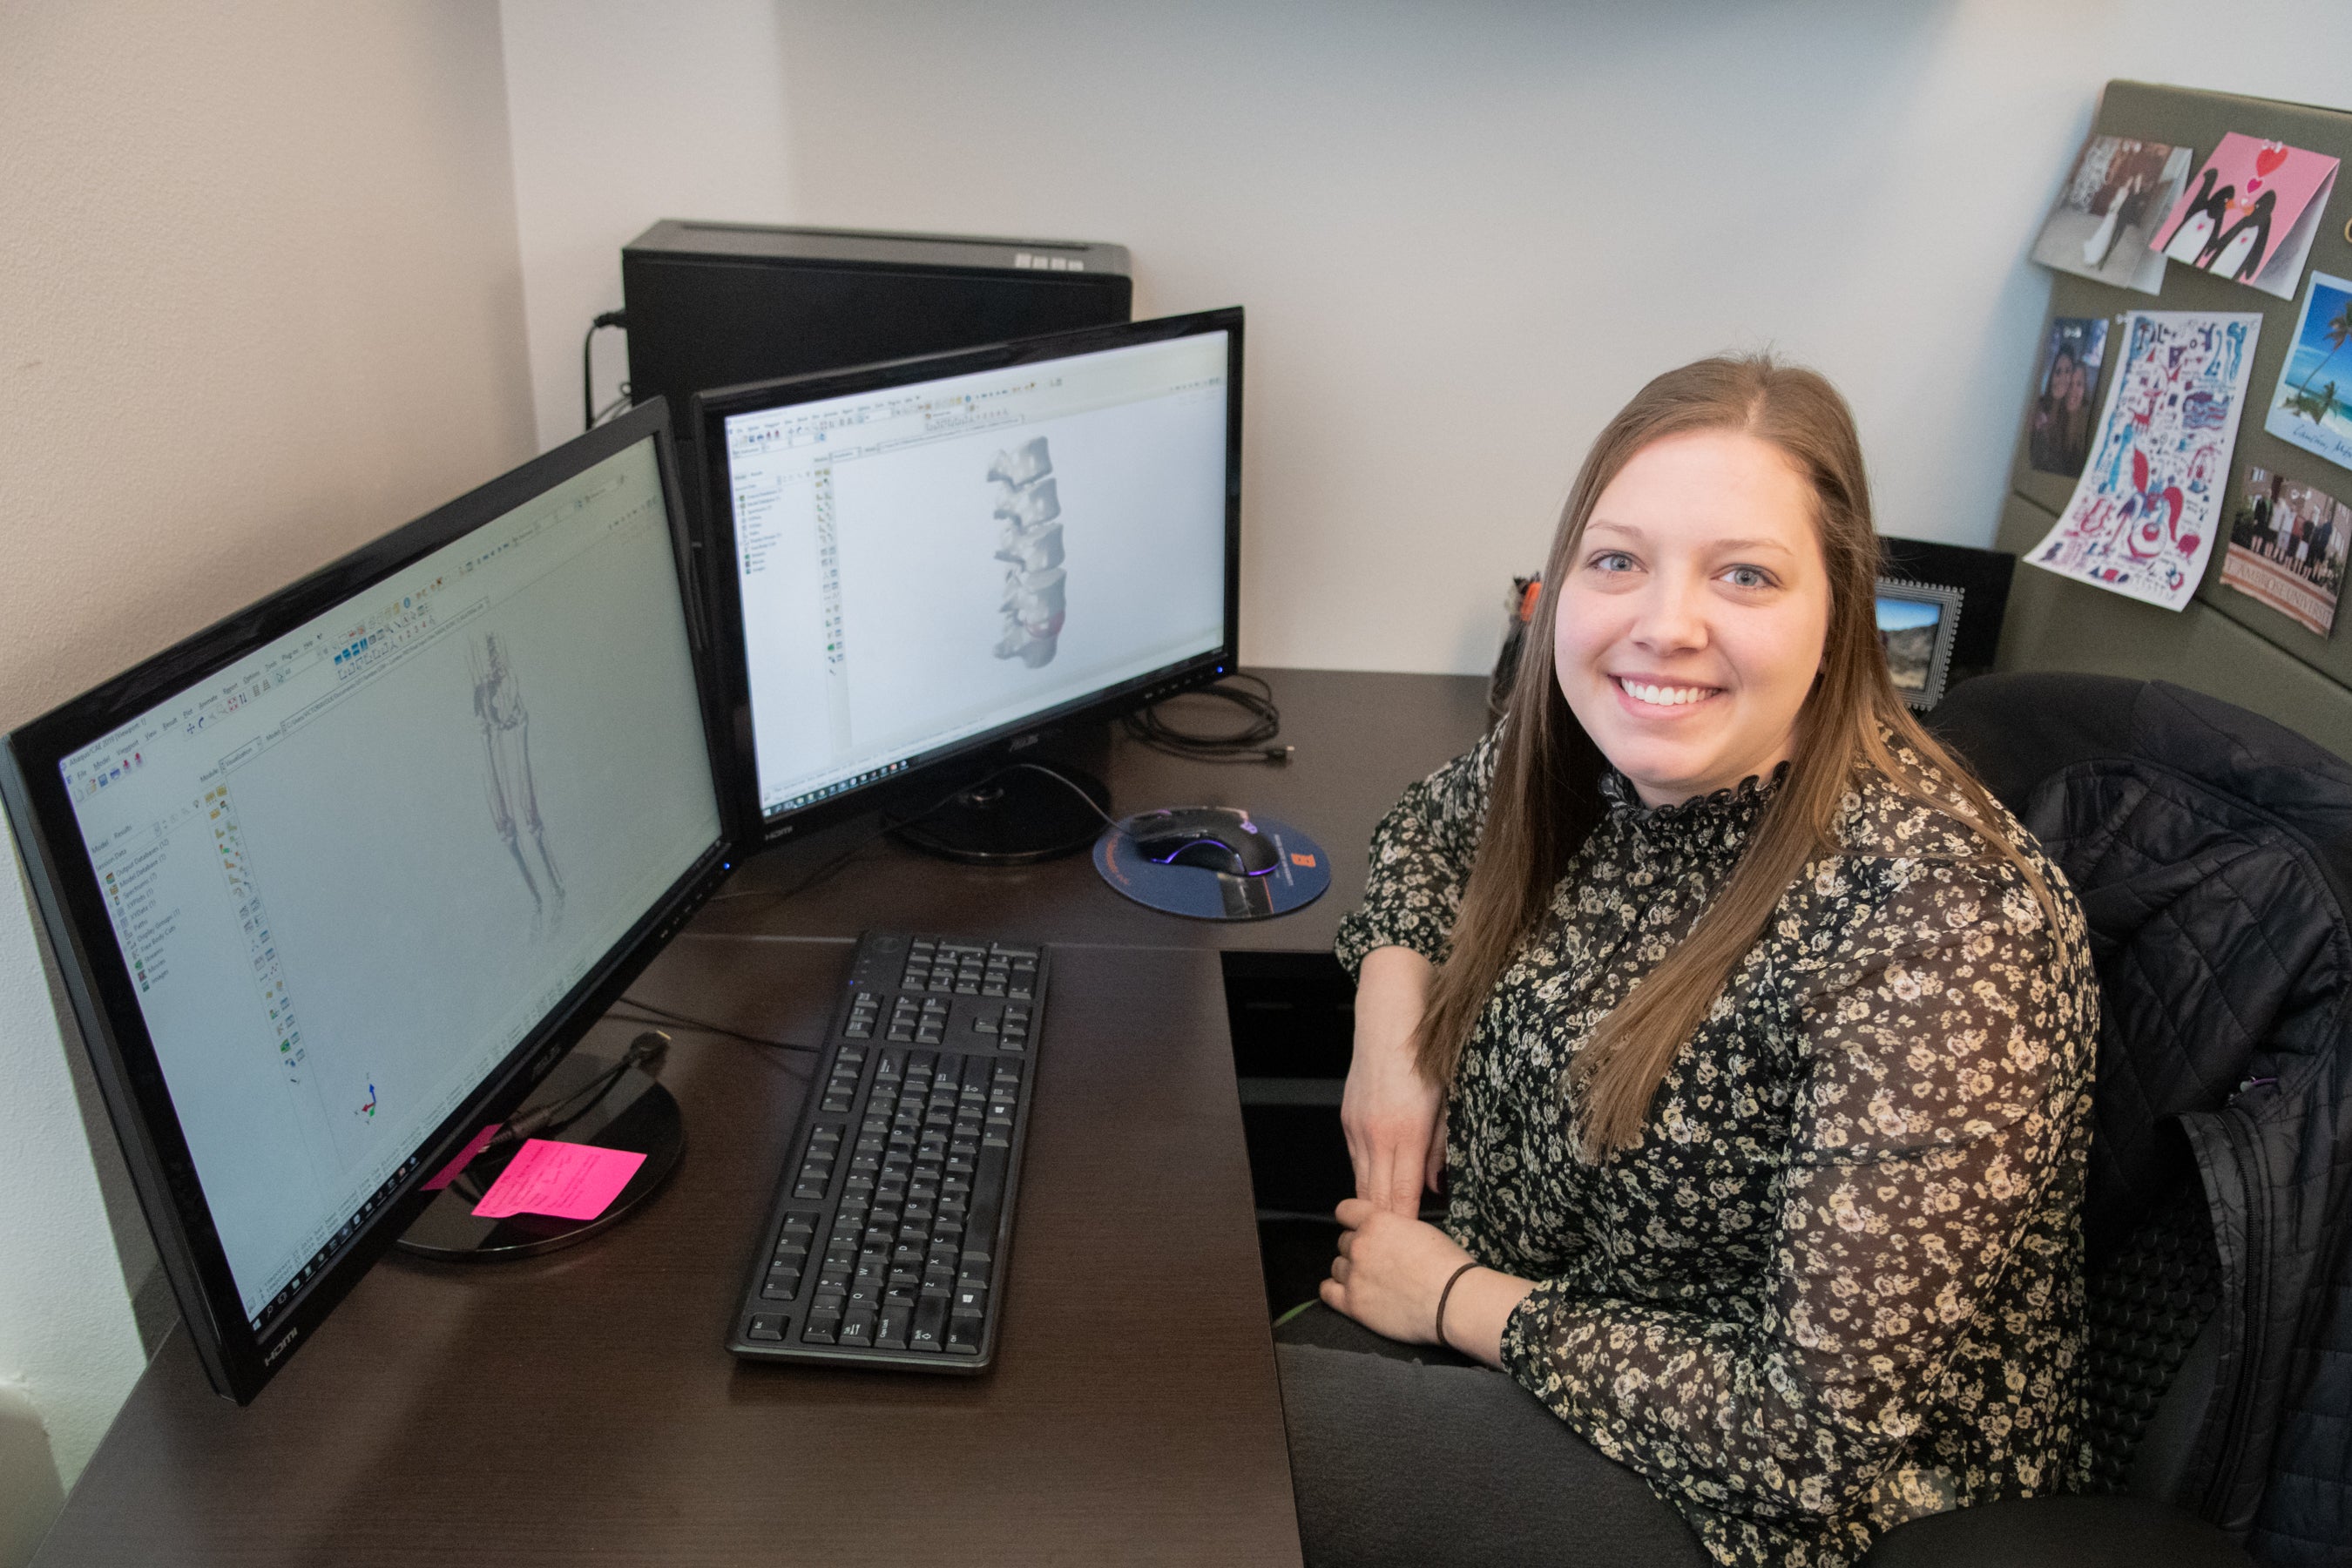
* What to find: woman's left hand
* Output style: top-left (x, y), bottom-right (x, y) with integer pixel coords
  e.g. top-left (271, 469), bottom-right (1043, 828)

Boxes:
top-left (1320, 1198), bottom-right (1476, 1345)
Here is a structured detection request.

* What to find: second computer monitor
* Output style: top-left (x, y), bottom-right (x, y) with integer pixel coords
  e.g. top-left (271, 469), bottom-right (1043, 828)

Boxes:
top-left (696, 308), bottom-right (1242, 848)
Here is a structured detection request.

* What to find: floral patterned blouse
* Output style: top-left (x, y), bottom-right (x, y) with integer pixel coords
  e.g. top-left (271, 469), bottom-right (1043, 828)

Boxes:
top-left (1334, 732), bottom-right (2099, 1568)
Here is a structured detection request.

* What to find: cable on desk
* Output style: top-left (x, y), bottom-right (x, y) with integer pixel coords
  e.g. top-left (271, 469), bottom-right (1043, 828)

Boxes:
top-left (713, 758), bottom-right (1120, 909)
top-left (610, 998), bottom-right (820, 1055)
top-left (1122, 673), bottom-right (1291, 763)
top-left (490, 1028), bottom-right (671, 1150)
top-left (582, 310), bottom-right (629, 431)
top-left (998, 760), bottom-right (1122, 828)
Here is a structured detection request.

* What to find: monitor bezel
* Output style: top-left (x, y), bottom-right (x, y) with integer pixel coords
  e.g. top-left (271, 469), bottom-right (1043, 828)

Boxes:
top-left (692, 308), bottom-right (1245, 848)
top-left (0, 400), bottom-right (737, 1403)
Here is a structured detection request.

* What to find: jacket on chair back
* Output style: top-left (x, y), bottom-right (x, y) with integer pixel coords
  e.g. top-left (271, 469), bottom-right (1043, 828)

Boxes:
top-left (1931, 673), bottom-right (2352, 1564)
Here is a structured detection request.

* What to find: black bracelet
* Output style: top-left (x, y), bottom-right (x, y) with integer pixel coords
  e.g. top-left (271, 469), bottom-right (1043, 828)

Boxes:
top-left (1434, 1260), bottom-right (1482, 1350)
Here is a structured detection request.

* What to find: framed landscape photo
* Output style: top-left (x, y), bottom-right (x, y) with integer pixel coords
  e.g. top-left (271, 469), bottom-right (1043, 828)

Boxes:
top-left (1875, 578), bottom-right (1963, 711)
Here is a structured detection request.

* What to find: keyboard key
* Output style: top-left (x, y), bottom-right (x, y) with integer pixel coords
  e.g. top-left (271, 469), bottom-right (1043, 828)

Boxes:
top-left (802, 1312), bottom-right (840, 1344)
top-left (838, 1309), bottom-right (876, 1348)
top-left (875, 1303), bottom-right (910, 1348)
top-left (748, 1315), bottom-right (785, 1342)
top-left (911, 1295), bottom-right (948, 1352)
top-left (945, 1316), bottom-right (983, 1355)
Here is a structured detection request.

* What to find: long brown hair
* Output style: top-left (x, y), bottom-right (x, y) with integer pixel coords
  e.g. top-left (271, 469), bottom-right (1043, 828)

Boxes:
top-left (1417, 355), bottom-right (2050, 1156)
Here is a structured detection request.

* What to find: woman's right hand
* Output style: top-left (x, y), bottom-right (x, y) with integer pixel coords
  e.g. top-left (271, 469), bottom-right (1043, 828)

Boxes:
top-left (1342, 945), bottom-right (1443, 1216)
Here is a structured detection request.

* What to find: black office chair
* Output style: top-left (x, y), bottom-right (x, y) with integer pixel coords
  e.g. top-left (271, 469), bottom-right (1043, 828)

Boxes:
top-left (1860, 673), bottom-right (2352, 1566)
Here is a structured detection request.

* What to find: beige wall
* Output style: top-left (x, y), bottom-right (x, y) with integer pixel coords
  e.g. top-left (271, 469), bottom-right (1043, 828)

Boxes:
top-left (502, 0), bottom-right (796, 455)
top-left (739, 3), bottom-right (2352, 675)
top-left (0, 0), bottom-right (534, 1534)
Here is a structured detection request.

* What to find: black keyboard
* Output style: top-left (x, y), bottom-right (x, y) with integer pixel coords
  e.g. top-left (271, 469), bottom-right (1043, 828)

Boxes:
top-left (727, 931), bottom-right (1045, 1371)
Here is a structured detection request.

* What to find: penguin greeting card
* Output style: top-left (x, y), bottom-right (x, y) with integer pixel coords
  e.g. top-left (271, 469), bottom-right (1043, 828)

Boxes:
top-left (2149, 133), bottom-right (2338, 300)
top-left (2027, 310), bottom-right (2263, 612)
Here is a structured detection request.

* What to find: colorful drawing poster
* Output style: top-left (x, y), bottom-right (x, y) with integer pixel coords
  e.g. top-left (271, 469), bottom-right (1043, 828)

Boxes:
top-left (2026, 311), bottom-right (2263, 611)
top-left (2222, 465), bottom-right (2350, 635)
top-left (2025, 317), bottom-right (2111, 477)
top-left (2030, 135), bottom-right (2192, 295)
top-left (2150, 133), bottom-right (2339, 300)
top-left (2263, 270), bottom-right (2352, 471)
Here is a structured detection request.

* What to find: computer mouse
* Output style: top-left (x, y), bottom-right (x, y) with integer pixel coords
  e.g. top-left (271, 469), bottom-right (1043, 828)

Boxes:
top-left (1120, 806), bottom-right (1280, 877)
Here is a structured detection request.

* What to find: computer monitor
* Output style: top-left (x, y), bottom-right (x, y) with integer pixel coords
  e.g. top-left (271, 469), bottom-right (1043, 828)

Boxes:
top-left (694, 308), bottom-right (1242, 860)
top-left (1, 402), bottom-right (733, 1403)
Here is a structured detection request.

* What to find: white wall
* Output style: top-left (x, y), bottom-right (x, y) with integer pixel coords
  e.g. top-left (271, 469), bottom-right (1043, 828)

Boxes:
top-left (501, 0), bottom-right (797, 454)
top-left (502, 0), bottom-right (2352, 675)
top-left (0, 0), bottom-right (534, 1538)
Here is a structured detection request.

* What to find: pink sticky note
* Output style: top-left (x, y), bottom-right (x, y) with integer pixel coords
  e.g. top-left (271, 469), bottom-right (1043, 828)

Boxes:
top-left (423, 1125), bottom-right (503, 1192)
top-left (470, 1139), bottom-right (645, 1221)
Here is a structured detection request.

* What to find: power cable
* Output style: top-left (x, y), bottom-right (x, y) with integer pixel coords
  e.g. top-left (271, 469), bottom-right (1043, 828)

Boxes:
top-left (1122, 673), bottom-right (1291, 763)
top-left (582, 310), bottom-right (629, 431)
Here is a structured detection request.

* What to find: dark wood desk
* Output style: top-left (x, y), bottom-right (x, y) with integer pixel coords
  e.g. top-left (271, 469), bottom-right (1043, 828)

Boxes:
top-left (31, 669), bottom-right (1489, 1566)
top-left (697, 667), bottom-right (1490, 953)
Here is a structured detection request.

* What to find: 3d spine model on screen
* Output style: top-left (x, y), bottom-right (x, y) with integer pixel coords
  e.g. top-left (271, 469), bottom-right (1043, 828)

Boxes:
top-left (470, 632), bottom-right (564, 935)
top-left (990, 437), bottom-right (1065, 667)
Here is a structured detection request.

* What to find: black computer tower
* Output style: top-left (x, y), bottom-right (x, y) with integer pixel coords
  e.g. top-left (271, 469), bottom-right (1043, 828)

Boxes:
top-left (620, 220), bottom-right (1133, 515)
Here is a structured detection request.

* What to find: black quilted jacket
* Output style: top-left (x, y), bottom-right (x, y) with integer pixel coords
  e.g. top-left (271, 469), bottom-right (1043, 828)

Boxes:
top-left (1932, 675), bottom-right (2352, 1564)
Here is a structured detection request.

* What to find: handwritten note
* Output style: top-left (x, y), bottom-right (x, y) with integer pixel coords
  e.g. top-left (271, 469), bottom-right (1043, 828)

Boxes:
top-left (470, 1139), bottom-right (645, 1221)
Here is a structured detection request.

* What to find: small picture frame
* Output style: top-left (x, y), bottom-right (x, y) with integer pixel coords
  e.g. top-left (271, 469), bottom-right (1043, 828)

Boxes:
top-left (1875, 578), bottom-right (1963, 711)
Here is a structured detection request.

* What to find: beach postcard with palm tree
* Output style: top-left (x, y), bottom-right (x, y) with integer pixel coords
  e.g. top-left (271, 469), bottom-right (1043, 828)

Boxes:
top-left (2267, 270), bottom-right (2352, 471)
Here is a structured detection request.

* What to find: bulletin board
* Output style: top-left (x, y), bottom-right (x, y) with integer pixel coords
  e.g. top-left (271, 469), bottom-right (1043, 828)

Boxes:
top-left (1995, 79), bottom-right (2352, 760)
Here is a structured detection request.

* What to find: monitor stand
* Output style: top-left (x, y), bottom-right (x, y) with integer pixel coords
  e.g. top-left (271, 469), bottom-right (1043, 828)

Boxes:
top-left (395, 1044), bottom-right (684, 1261)
top-left (891, 726), bottom-right (1113, 865)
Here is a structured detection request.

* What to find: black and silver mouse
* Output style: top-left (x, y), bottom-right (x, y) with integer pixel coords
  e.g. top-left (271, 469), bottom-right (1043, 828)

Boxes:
top-left (1119, 806), bottom-right (1279, 876)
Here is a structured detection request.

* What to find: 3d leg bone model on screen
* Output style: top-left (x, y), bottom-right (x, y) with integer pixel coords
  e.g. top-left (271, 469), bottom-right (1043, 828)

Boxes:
top-left (470, 632), bottom-right (564, 936)
top-left (990, 437), bottom-right (1065, 668)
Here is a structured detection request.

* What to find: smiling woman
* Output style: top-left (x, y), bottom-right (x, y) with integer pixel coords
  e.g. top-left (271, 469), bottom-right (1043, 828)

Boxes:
top-left (1287, 356), bottom-right (2101, 1568)
top-left (1552, 429), bottom-right (1830, 809)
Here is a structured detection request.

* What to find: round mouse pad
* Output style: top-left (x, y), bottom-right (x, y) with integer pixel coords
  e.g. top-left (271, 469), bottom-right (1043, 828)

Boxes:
top-left (1093, 814), bottom-right (1332, 921)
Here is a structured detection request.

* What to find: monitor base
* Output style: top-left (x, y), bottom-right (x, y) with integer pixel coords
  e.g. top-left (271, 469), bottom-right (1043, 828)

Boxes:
top-left (395, 1047), bottom-right (684, 1262)
top-left (892, 762), bottom-right (1111, 865)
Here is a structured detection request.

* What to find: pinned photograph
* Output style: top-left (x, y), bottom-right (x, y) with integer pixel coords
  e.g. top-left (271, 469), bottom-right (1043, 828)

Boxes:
top-left (2223, 465), bottom-right (2349, 636)
top-left (2263, 269), bottom-right (2352, 472)
top-left (2025, 317), bottom-right (2110, 477)
top-left (2150, 133), bottom-right (2340, 300)
top-left (2027, 310), bottom-right (2262, 611)
top-left (2030, 135), bottom-right (2192, 295)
